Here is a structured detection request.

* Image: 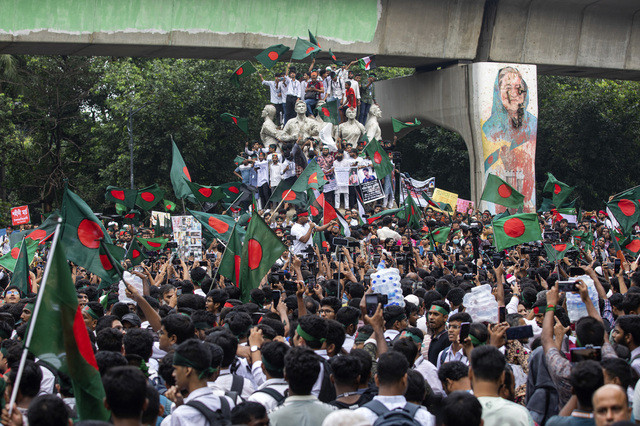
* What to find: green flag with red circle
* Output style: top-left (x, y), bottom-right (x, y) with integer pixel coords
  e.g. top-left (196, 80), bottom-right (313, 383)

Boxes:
top-left (185, 180), bottom-right (224, 204)
top-left (315, 99), bottom-right (339, 125)
top-left (136, 184), bottom-right (165, 211)
top-left (391, 117), bottom-right (421, 133)
top-left (221, 112), bottom-right (249, 135)
top-left (291, 38), bottom-right (321, 60)
top-left (480, 174), bottom-right (525, 209)
top-left (163, 200), bottom-right (176, 212)
top-left (543, 173), bottom-right (574, 209)
top-left (0, 238), bottom-right (39, 272)
top-left (544, 242), bottom-right (574, 263)
top-left (397, 193), bottom-right (422, 230)
top-left (607, 197), bottom-right (640, 235)
top-left (424, 226), bottom-right (451, 244)
top-left (255, 44), bottom-right (290, 69)
top-left (623, 236), bottom-right (640, 257)
top-left (492, 213), bottom-right (542, 251)
top-left (122, 209), bottom-right (141, 226)
top-left (218, 224), bottom-right (243, 287)
top-left (230, 61), bottom-right (257, 87)
top-left (59, 188), bottom-right (123, 284)
top-left (136, 237), bottom-right (168, 251)
top-left (362, 138), bottom-right (393, 179)
top-left (239, 212), bottom-right (287, 302)
top-left (105, 186), bottom-right (138, 210)
top-left (187, 209), bottom-right (245, 243)
top-left (268, 179), bottom-right (308, 207)
top-left (291, 159), bottom-right (327, 192)
top-left (125, 238), bottom-right (146, 267)
top-left (170, 140), bottom-right (196, 203)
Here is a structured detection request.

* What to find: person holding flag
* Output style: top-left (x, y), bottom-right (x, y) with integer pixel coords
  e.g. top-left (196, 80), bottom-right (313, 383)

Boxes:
top-left (290, 208), bottom-right (335, 257)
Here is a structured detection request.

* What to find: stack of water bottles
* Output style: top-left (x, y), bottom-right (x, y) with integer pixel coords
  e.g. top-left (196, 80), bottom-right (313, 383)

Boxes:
top-left (463, 284), bottom-right (499, 323)
top-left (370, 263), bottom-right (405, 308)
top-left (565, 275), bottom-right (600, 323)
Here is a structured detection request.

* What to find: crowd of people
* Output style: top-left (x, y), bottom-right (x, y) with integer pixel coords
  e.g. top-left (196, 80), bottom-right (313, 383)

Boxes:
top-left (0, 189), bottom-right (638, 426)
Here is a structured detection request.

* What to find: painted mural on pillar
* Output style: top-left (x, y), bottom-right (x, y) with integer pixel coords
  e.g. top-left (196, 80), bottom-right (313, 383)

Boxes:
top-left (478, 64), bottom-right (537, 213)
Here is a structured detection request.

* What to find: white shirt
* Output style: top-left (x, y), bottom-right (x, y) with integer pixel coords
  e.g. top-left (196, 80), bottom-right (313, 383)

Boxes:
top-left (161, 386), bottom-right (235, 426)
top-left (299, 80), bottom-right (307, 99)
top-left (436, 345), bottom-right (468, 369)
top-left (248, 378), bottom-right (288, 411)
top-left (354, 395), bottom-right (435, 426)
top-left (262, 80), bottom-right (282, 105)
top-left (209, 368), bottom-right (256, 401)
top-left (414, 357), bottom-right (445, 396)
top-left (291, 222), bottom-right (312, 255)
top-left (269, 162), bottom-right (283, 187)
top-left (348, 79), bottom-right (360, 100)
top-left (343, 334), bottom-right (355, 353)
top-left (328, 79), bottom-right (344, 100)
top-left (281, 159), bottom-right (296, 180)
top-left (284, 76), bottom-right (300, 97)
top-left (254, 160), bottom-right (269, 187)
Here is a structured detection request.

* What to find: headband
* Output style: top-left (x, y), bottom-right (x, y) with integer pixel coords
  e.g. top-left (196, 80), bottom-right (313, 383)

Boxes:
top-left (223, 302), bottom-right (234, 309)
top-left (296, 324), bottom-right (326, 343)
top-left (297, 212), bottom-right (309, 217)
top-left (400, 330), bottom-right (423, 345)
top-left (429, 306), bottom-right (449, 316)
top-left (354, 331), bottom-right (372, 343)
top-left (24, 303), bottom-right (35, 312)
top-left (469, 335), bottom-right (485, 347)
top-left (261, 355), bottom-right (283, 374)
top-left (82, 306), bottom-right (99, 320)
top-left (173, 352), bottom-right (216, 380)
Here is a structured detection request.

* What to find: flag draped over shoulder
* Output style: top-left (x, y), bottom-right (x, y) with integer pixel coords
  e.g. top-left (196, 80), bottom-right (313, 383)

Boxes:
top-left (492, 213), bottom-right (542, 251)
top-left (239, 212), bottom-right (286, 302)
top-left (170, 141), bottom-right (196, 202)
top-left (29, 238), bottom-right (111, 421)
top-left (481, 174), bottom-right (525, 209)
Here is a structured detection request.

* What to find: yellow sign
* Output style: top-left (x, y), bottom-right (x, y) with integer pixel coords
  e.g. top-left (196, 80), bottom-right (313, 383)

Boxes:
top-left (432, 188), bottom-right (459, 213)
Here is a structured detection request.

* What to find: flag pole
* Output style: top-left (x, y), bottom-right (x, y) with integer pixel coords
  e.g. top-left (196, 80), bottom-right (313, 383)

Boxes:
top-left (222, 192), bottom-right (245, 216)
top-left (9, 218), bottom-right (63, 416)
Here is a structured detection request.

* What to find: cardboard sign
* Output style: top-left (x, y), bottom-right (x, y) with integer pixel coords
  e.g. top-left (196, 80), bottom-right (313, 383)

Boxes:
top-left (10, 206), bottom-right (30, 226)
top-left (361, 180), bottom-right (385, 204)
top-left (456, 198), bottom-right (475, 214)
top-left (432, 189), bottom-right (458, 213)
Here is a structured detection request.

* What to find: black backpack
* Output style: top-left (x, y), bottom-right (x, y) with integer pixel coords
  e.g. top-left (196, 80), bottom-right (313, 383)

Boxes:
top-left (224, 374), bottom-right (245, 404)
top-left (362, 400), bottom-right (422, 426)
top-left (185, 397), bottom-right (231, 426)
top-left (318, 358), bottom-right (336, 403)
top-left (255, 387), bottom-right (287, 406)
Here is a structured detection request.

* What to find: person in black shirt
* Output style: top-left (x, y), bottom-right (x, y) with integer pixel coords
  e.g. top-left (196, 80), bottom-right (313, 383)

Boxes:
top-left (427, 300), bottom-right (451, 365)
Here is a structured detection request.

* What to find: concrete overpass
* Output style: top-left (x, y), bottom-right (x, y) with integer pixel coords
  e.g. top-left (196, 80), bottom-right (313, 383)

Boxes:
top-left (1, 0), bottom-right (639, 80)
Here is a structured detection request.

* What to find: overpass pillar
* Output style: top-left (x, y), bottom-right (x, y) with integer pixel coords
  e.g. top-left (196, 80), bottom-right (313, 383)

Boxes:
top-left (376, 62), bottom-right (537, 213)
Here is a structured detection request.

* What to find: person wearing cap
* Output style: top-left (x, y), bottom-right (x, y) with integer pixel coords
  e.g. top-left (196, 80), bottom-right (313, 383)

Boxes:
top-left (290, 208), bottom-right (334, 257)
top-left (163, 339), bottom-right (234, 425)
top-left (122, 313), bottom-right (142, 330)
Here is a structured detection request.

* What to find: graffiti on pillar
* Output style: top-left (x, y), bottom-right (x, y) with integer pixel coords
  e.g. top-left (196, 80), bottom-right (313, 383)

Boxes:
top-left (479, 64), bottom-right (537, 213)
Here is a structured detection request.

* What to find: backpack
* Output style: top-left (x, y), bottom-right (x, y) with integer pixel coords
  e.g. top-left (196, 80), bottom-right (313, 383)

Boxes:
top-left (224, 374), bottom-right (245, 404)
top-left (185, 397), bottom-right (231, 426)
top-left (318, 358), bottom-right (336, 403)
top-left (255, 387), bottom-right (286, 406)
top-left (362, 400), bottom-right (422, 426)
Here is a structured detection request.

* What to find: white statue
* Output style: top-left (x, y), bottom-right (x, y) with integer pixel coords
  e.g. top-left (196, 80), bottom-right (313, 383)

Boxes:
top-left (337, 107), bottom-right (366, 148)
top-left (279, 100), bottom-right (318, 143)
top-left (260, 104), bottom-right (280, 149)
top-left (365, 104), bottom-right (382, 142)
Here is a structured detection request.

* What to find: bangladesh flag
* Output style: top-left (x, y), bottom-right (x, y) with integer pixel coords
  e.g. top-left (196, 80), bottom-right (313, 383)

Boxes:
top-left (492, 213), bottom-right (542, 251)
top-left (105, 186), bottom-right (137, 210)
top-left (255, 44), bottom-right (289, 69)
top-left (484, 148), bottom-right (501, 172)
top-left (221, 112), bottom-right (249, 135)
top-left (425, 226), bottom-right (451, 244)
top-left (59, 188), bottom-right (121, 284)
top-left (494, 210), bottom-right (511, 221)
top-left (571, 229), bottom-right (593, 247)
top-left (607, 197), bottom-right (640, 234)
top-left (218, 182), bottom-right (246, 203)
top-left (291, 38), bottom-right (320, 60)
top-left (115, 203), bottom-right (127, 215)
top-left (12, 237), bottom-right (32, 295)
top-left (218, 224), bottom-right (243, 287)
top-left (315, 99), bottom-right (339, 125)
top-left (136, 184), bottom-right (165, 211)
top-left (126, 238), bottom-right (146, 267)
top-left (28, 239), bottom-right (111, 422)
top-left (358, 55), bottom-right (377, 70)
top-left (543, 173), bottom-right (574, 208)
top-left (544, 242), bottom-right (574, 262)
top-left (623, 236), bottom-right (640, 257)
top-left (122, 209), bottom-right (141, 226)
top-left (136, 237), bottom-right (168, 251)
top-left (391, 118), bottom-right (421, 133)
top-left (170, 140), bottom-right (196, 203)
top-left (185, 180), bottom-right (224, 204)
top-left (397, 193), bottom-right (422, 230)
top-left (328, 49), bottom-right (341, 65)
top-left (0, 239), bottom-right (38, 272)
top-left (313, 229), bottom-right (330, 253)
top-left (291, 159), bottom-right (327, 192)
top-left (163, 200), bottom-right (176, 212)
top-left (363, 138), bottom-right (393, 179)
top-left (481, 174), bottom-right (525, 209)
top-left (239, 212), bottom-right (287, 302)
top-left (188, 209), bottom-right (244, 243)
top-left (367, 207), bottom-right (403, 224)
top-left (268, 179), bottom-right (307, 207)
top-left (98, 242), bottom-right (126, 288)
top-left (422, 193), bottom-right (452, 213)
top-left (230, 61), bottom-right (257, 87)
top-left (306, 189), bottom-right (324, 224)
top-left (308, 30), bottom-right (321, 48)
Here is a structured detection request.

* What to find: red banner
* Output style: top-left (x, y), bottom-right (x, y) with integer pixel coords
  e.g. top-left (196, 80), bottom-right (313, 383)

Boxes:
top-left (10, 205), bottom-right (30, 226)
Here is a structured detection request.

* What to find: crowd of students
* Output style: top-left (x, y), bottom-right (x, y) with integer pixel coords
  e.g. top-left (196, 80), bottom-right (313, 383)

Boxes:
top-left (0, 198), bottom-right (639, 426)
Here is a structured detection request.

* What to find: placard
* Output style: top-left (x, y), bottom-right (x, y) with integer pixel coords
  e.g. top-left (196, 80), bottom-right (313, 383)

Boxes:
top-left (358, 165), bottom-right (377, 184)
top-left (335, 167), bottom-right (350, 187)
top-left (361, 180), bottom-right (385, 204)
top-left (432, 188), bottom-right (459, 213)
top-left (151, 211), bottom-right (171, 227)
top-left (10, 206), bottom-right (30, 226)
top-left (171, 216), bottom-right (202, 261)
top-left (456, 198), bottom-right (475, 214)
top-left (399, 175), bottom-right (435, 207)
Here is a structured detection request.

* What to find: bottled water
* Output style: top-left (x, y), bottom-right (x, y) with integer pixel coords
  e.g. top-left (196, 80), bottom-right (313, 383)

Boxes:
top-left (370, 267), bottom-right (405, 308)
top-left (565, 275), bottom-right (600, 323)
top-left (462, 284), bottom-right (499, 323)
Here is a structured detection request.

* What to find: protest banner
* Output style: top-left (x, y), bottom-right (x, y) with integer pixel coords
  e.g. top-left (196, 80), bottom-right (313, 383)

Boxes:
top-left (432, 188), bottom-right (459, 213)
top-left (361, 180), bottom-right (385, 204)
top-left (10, 206), bottom-right (30, 226)
top-left (456, 198), bottom-right (475, 214)
top-left (171, 215), bottom-right (202, 260)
